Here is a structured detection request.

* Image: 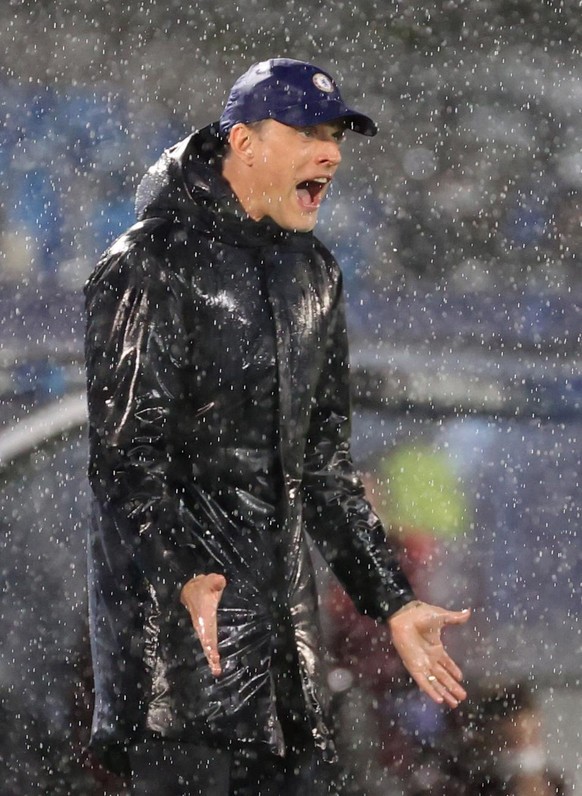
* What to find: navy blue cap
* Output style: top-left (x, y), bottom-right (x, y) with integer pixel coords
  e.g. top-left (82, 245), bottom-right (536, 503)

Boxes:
top-left (219, 58), bottom-right (377, 137)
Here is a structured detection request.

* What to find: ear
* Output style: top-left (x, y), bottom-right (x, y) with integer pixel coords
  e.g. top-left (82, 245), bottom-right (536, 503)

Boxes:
top-left (228, 123), bottom-right (255, 165)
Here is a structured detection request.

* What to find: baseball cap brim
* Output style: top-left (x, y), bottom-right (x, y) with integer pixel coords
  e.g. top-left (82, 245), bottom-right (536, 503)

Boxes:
top-left (270, 100), bottom-right (378, 136)
top-left (219, 101), bottom-right (377, 137)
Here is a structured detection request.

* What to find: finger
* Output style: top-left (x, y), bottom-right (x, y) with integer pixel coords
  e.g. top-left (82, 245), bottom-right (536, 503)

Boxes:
top-left (433, 662), bottom-right (467, 704)
top-left (436, 650), bottom-right (464, 683)
top-left (196, 612), bottom-right (222, 677)
top-left (412, 671), bottom-right (444, 706)
top-left (209, 580), bottom-right (226, 675)
top-left (415, 652), bottom-right (467, 707)
top-left (417, 670), bottom-right (463, 709)
top-left (438, 681), bottom-right (463, 709)
top-left (199, 575), bottom-right (226, 676)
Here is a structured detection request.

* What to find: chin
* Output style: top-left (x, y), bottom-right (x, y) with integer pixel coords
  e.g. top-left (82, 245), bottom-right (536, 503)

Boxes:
top-left (269, 207), bottom-right (319, 232)
top-left (290, 213), bottom-right (319, 233)
top-left (295, 221), bottom-right (317, 233)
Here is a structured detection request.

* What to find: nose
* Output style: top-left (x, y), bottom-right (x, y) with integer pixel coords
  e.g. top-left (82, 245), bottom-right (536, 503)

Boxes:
top-left (317, 138), bottom-right (342, 168)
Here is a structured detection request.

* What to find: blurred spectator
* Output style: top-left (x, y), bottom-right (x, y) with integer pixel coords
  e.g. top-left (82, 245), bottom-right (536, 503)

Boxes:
top-left (0, 81), bottom-right (150, 289)
top-left (322, 460), bottom-right (470, 795)
top-left (325, 585), bottom-right (570, 796)
top-left (448, 682), bottom-right (570, 796)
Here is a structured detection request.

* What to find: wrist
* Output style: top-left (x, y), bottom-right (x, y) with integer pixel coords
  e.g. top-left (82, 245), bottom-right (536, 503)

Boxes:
top-left (388, 599), bottom-right (424, 628)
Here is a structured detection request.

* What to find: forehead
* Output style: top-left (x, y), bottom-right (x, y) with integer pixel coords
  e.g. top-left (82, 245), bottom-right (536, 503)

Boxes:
top-left (261, 118), bottom-right (346, 136)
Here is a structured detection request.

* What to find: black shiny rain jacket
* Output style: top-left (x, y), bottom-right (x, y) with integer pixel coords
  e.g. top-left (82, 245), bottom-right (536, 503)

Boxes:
top-left (84, 125), bottom-right (414, 774)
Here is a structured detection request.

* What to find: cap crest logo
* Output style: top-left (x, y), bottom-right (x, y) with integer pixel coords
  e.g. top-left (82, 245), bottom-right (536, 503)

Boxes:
top-left (312, 73), bottom-right (334, 93)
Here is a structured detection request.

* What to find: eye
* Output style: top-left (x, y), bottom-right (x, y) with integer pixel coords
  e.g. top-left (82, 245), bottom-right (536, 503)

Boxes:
top-left (299, 127), bottom-right (316, 138)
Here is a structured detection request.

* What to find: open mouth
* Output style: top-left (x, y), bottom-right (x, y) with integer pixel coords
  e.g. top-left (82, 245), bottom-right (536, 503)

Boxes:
top-left (296, 177), bottom-right (330, 210)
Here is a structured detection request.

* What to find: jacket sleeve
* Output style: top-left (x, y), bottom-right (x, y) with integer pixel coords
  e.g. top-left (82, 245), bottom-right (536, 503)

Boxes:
top-left (301, 274), bottom-right (415, 621)
top-left (84, 230), bottom-right (215, 604)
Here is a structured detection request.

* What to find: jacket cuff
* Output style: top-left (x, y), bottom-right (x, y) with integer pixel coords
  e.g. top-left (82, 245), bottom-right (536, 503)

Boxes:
top-left (369, 590), bottom-right (417, 623)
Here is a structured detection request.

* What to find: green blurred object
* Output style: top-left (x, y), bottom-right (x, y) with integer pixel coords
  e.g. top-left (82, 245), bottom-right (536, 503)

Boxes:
top-left (381, 444), bottom-right (468, 538)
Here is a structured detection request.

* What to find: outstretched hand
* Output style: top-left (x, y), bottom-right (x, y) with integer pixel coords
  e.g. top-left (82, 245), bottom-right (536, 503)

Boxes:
top-left (180, 573), bottom-right (227, 677)
top-left (388, 600), bottom-right (471, 708)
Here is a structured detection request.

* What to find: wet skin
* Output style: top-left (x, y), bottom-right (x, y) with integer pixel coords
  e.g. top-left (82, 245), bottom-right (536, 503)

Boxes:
top-left (222, 118), bottom-right (344, 232)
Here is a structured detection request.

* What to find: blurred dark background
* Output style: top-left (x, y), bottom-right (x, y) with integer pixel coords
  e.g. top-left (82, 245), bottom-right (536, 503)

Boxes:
top-left (0, 1), bottom-right (580, 794)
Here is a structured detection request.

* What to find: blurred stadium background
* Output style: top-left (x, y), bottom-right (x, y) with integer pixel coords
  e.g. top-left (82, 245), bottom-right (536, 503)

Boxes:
top-left (0, 2), bottom-right (580, 794)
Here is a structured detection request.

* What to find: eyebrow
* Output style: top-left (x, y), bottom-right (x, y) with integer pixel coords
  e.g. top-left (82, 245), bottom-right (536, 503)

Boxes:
top-left (318, 123), bottom-right (346, 137)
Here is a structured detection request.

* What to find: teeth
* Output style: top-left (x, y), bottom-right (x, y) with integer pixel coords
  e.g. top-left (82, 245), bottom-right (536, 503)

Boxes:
top-left (313, 177), bottom-right (329, 184)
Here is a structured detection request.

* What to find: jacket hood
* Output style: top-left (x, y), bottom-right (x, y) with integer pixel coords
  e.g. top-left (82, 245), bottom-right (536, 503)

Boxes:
top-left (136, 123), bottom-right (232, 220)
top-left (135, 123), bottom-right (314, 247)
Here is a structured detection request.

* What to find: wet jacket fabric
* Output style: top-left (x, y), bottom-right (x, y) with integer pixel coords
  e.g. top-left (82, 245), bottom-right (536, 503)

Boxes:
top-left (84, 124), bottom-right (414, 775)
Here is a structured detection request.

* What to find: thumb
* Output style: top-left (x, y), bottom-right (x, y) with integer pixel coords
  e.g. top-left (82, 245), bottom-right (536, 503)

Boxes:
top-left (442, 607), bottom-right (471, 625)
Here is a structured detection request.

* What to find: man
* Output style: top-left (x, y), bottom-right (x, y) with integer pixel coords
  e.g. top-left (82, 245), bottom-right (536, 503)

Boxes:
top-left (84, 58), bottom-right (470, 795)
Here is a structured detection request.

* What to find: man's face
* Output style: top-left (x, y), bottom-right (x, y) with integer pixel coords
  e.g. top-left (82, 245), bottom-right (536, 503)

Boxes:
top-left (242, 119), bottom-right (345, 232)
